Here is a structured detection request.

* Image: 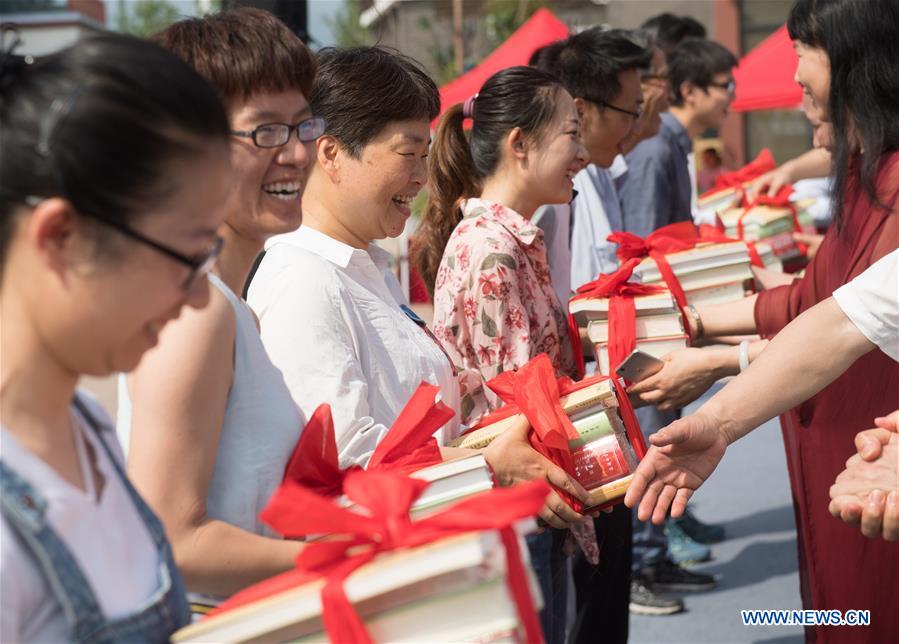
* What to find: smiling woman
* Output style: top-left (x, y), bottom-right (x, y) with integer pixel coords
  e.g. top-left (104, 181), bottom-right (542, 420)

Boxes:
top-left (113, 7), bottom-right (320, 615)
top-left (0, 32), bottom-right (230, 643)
top-left (246, 46), bottom-right (461, 468)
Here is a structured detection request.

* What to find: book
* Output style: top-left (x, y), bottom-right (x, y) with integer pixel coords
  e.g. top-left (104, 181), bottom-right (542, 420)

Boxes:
top-left (586, 313), bottom-right (685, 344)
top-left (448, 380), bottom-right (618, 450)
top-left (569, 290), bottom-right (680, 323)
top-left (595, 335), bottom-right (688, 376)
top-left (172, 530), bottom-right (541, 643)
top-left (682, 281), bottom-right (748, 307)
top-left (632, 242), bottom-right (752, 284)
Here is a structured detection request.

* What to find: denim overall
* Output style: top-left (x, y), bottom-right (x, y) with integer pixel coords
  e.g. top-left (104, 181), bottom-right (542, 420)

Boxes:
top-left (0, 396), bottom-right (190, 643)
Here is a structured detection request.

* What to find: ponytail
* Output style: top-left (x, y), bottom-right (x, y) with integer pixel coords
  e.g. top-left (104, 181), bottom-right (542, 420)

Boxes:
top-left (415, 103), bottom-right (480, 294)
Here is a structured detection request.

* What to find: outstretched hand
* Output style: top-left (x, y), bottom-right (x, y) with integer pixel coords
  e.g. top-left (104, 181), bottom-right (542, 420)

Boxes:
top-left (624, 411), bottom-right (729, 525)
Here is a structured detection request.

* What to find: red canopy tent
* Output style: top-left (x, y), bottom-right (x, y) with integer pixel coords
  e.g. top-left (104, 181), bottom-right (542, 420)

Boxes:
top-left (731, 25), bottom-right (802, 112)
top-left (437, 8), bottom-right (569, 117)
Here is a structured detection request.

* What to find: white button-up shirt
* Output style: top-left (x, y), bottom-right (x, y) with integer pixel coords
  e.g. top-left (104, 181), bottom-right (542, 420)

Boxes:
top-left (248, 226), bottom-right (461, 467)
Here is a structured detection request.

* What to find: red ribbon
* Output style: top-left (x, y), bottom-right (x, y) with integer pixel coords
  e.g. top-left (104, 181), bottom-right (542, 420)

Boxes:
top-left (469, 354), bottom-right (647, 510)
top-left (699, 148), bottom-right (777, 201)
top-left (282, 383), bottom-right (451, 498)
top-left (213, 471), bottom-right (549, 644)
top-left (608, 221), bottom-right (703, 326)
top-left (696, 224), bottom-right (765, 269)
top-left (567, 259), bottom-right (667, 381)
top-left (732, 185), bottom-right (807, 256)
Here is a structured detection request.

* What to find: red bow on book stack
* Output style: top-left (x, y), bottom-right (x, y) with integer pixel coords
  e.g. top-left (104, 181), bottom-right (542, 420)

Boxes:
top-left (214, 470), bottom-right (549, 644)
top-left (700, 148), bottom-right (777, 202)
top-left (282, 382), bottom-right (451, 497)
top-left (469, 353), bottom-right (646, 511)
top-left (566, 259), bottom-right (667, 380)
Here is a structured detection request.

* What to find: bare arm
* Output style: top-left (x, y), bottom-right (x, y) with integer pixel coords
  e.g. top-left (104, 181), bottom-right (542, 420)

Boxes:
top-left (692, 293), bottom-right (760, 339)
top-left (754, 147), bottom-right (832, 196)
top-left (706, 297), bottom-right (874, 444)
top-left (126, 288), bottom-right (300, 596)
top-left (625, 296), bottom-right (875, 523)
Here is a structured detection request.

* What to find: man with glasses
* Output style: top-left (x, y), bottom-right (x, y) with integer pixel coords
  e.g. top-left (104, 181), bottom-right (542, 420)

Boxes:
top-left (617, 37), bottom-right (737, 237)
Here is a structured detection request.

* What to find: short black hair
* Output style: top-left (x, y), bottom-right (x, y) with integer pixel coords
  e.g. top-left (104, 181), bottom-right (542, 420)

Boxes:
top-left (641, 13), bottom-right (707, 58)
top-left (536, 27), bottom-right (652, 107)
top-left (668, 37), bottom-right (737, 106)
top-left (311, 46), bottom-right (440, 157)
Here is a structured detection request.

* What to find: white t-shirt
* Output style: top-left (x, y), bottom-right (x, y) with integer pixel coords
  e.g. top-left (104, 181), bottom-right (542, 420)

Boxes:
top-left (0, 395), bottom-right (160, 642)
top-left (248, 226), bottom-right (461, 467)
top-left (832, 249), bottom-right (899, 362)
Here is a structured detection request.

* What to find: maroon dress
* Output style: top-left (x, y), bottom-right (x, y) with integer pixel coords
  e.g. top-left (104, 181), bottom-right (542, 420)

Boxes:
top-left (754, 151), bottom-right (899, 643)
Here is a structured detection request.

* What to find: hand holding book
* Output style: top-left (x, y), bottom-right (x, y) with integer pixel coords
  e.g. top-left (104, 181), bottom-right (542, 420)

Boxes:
top-left (483, 414), bottom-right (594, 530)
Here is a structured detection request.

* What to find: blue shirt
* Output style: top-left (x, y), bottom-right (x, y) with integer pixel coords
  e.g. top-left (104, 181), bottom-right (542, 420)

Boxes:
top-left (617, 112), bottom-right (693, 237)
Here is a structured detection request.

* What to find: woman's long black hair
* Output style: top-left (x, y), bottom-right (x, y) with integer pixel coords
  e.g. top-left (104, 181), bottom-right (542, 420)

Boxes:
top-left (788, 0), bottom-right (899, 226)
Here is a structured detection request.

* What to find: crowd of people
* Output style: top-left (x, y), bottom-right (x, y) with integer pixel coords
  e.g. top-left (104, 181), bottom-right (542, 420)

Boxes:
top-left (0, 0), bottom-right (896, 642)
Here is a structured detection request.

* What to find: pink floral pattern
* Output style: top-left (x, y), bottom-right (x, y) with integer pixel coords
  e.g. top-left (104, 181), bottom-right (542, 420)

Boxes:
top-left (432, 198), bottom-right (578, 426)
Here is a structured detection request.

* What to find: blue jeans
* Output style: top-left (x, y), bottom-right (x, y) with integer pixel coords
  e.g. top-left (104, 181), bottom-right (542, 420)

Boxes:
top-left (631, 405), bottom-right (678, 573)
top-left (526, 528), bottom-right (569, 644)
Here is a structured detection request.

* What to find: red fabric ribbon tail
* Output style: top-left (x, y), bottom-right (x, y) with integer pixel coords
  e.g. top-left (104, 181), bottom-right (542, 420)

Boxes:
top-left (282, 403), bottom-right (343, 496)
top-left (611, 378), bottom-right (647, 460)
top-left (607, 295), bottom-right (637, 379)
top-left (320, 554), bottom-right (378, 644)
top-left (746, 242), bottom-right (764, 268)
top-left (500, 526), bottom-right (545, 644)
top-left (648, 250), bottom-right (690, 330)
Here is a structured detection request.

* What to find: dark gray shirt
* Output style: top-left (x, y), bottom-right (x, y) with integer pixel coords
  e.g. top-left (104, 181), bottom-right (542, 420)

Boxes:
top-left (616, 112), bottom-right (693, 237)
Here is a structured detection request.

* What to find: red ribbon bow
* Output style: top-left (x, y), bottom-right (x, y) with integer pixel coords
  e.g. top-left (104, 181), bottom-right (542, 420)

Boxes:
top-left (566, 258), bottom-right (668, 380)
top-left (283, 383), bottom-right (452, 498)
top-left (213, 470), bottom-right (550, 644)
top-left (700, 148), bottom-right (777, 201)
top-left (469, 353), bottom-right (647, 511)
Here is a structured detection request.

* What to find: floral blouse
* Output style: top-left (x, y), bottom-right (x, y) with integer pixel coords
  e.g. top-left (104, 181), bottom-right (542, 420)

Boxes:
top-left (432, 198), bottom-right (578, 426)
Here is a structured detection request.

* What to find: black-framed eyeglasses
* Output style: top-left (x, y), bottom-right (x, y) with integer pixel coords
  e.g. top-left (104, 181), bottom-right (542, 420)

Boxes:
top-left (24, 196), bottom-right (223, 291)
top-left (602, 102), bottom-right (643, 119)
top-left (707, 80), bottom-right (736, 95)
top-left (230, 116), bottom-right (326, 148)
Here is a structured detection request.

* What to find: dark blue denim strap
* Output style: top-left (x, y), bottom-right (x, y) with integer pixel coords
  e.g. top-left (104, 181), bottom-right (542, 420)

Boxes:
top-left (0, 460), bottom-right (108, 641)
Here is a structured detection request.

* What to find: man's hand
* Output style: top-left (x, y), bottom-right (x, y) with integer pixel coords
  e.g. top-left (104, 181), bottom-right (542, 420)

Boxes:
top-left (624, 411), bottom-right (729, 524)
top-left (629, 348), bottom-right (729, 412)
top-left (483, 415), bottom-right (594, 529)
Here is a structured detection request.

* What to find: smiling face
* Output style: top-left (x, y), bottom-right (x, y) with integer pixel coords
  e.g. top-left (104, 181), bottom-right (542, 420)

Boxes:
top-left (225, 90), bottom-right (314, 243)
top-left (694, 71), bottom-right (734, 131)
top-left (19, 144), bottom-right (232, 376)
top-left (580, 68), bottom-right (644, 168)
top-left (527, 90), bottom-right (589, 204)
top-left (328, 118), bottom-right (431, 242)
top-left (794, 41), bottom-right (830, 123)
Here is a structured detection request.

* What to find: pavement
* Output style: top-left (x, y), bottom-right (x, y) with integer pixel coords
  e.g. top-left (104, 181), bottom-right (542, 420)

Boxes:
top-left (630, 383), bottom-right (804, 644)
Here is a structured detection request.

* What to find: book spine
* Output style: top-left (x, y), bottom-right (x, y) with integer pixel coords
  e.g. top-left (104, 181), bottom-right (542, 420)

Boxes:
top-left (568, 410), bottom-right (614, 448)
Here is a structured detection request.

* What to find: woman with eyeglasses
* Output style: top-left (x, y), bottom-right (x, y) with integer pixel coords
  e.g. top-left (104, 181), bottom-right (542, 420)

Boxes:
top-left (626, 0), bottom-right (899, 640)
top-left (115, 9), bottom-right (318, 611)
top-left (0, 33), bottom-right (229, 642)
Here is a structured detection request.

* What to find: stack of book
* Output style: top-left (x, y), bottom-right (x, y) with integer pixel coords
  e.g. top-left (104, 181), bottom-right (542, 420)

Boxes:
top-left (339, 454), bottom-right (495, 521)
top-left (569, 289), bottom-right (688, 375)
top-left (630, 241), bottom-right (781, 307)
top-left (696, 185), bottom-right (743, 224)
top-left (718, 199), bottom-right (816, 261)
top-left (172, 528), bottom-right (542, 643)
top-left (449, 380), bottom-right (643, 508)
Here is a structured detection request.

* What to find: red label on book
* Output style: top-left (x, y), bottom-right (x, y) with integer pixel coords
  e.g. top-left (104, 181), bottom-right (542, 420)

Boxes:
top-left (571, 435), bottom-right (631, 489)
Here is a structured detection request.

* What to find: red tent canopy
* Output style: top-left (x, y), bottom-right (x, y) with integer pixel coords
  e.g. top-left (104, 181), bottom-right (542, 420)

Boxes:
top-left (437, 8), bottom-right (569, 117)
top-left (731, 25), bottom-right (802, 112)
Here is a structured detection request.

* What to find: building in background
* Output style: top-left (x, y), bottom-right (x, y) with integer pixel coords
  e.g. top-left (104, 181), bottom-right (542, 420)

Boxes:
top-left (359, 0), bottom-right (810, 170)
top-left (1, 0), bottom-right (106, 55)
